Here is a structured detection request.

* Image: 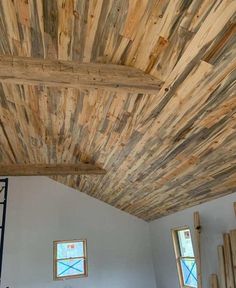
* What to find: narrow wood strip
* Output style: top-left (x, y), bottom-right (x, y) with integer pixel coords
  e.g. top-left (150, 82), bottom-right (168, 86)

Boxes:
top-left (224, 233), bottom-right (235, 288)
top-left (210, 274), bottom-right (219, 288)
top-left (218, 245), bottom-right (227, 288)
top-left (230, 230), bottom-right (236, 288)
top-left (204, 23), bottom-right (236, 64)
top-left (0, 55), bottom-right (163, 93)
top-left (193, 211), bottom-right (202, 288)
top-left (0, 164), bottom-right (106, 176)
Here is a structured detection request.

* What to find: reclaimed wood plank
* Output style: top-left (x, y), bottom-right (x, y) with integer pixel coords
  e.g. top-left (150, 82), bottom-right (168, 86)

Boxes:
top-left (0, 0), bottom-right (235, 220)
top-left (0, 55), bottom-right (163, 93)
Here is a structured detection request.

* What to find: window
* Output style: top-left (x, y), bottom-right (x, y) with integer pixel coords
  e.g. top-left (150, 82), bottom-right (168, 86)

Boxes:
top-left (53, 239), bottom-right (88, 280)
top-left (172, 228), bottom-right (198, 288)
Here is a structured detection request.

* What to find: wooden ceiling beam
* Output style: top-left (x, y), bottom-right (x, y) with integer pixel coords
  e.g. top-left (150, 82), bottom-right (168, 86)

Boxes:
top-left (0, 55), bottom-right (163, 94)
top-left (0, 164), bottom-right (106, 176)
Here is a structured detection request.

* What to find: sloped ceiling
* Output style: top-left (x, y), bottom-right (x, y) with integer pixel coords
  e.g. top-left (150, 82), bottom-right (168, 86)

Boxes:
top-left (0, 0), bottom-right (236, 221)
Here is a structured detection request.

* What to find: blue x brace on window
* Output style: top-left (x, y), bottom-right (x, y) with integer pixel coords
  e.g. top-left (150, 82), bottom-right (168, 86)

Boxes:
top-left (173, 228), bottom-right (198, 288)
top-left (53, 239), bottom-right (88, 280)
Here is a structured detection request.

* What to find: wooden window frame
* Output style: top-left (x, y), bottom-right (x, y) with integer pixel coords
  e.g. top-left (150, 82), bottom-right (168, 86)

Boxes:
top-left (53, 239), bottom-right (88, 281)
top-left (171, 227), bottom-right (197, 288)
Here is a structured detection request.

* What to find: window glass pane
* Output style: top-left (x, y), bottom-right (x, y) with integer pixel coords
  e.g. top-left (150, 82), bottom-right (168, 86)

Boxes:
top-left (177, 229), bottom-right (194, 257)
top-left (180, 258), bottom-right (197, 287)
top-left (57, 241), bottom-right (84, 259)
top-left (57, 258), bottom-right (85, 277)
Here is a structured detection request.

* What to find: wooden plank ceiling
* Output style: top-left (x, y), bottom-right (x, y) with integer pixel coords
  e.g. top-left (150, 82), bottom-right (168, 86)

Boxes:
top-left (0, 0), bottom-right (236, 221)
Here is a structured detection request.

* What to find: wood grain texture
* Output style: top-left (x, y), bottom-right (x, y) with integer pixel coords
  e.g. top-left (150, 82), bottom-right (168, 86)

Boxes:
top-left (0, 55), bottom-right (163, 93)
top-left (194, 211), bottom-right (202, 288)
top-left (218, 245), bottom-right (227, 288)
top-left (224, 233), bottom-right (235, 288)
top-left (230, 230), bottom-right (236, 288)
top-left (210, 274), bottom-right (219, 288)
top-left (0, 163), bottom-right (106, 176)
top-left (0, 0), bottom-right (236, 220)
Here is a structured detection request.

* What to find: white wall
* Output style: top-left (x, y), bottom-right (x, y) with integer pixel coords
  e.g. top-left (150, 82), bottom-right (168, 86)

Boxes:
top-left (2, 176), bottom-right (236, 288)
top-left (149, 192), bottom-right (236, 288)
top-left (2, 177), bottom-right (156, 288)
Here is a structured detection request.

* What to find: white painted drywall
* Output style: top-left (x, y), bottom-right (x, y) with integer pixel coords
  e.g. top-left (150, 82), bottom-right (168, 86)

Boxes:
top-left (1, 177), bottom-right (156, 288)
top-left (149, 192), bottom-right (236, 288)
top-left (2, 176), bottom-right (236, 288)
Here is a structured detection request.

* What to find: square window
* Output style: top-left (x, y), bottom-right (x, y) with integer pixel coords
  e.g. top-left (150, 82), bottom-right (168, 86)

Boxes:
top-left (53, 239), bottom-right (87, 280)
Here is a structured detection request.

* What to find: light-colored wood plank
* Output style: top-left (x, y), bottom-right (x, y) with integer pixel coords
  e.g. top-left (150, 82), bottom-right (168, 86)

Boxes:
top-left (218, 245), bottom-right (227, 288)
top-left (0, 164), bottom-right (106, 176)
top-left (0, 55), bottom-right (163, 94)
top-left (224, 233), bottom-right (235, 288)
top-left (210, 274), bottom-right (219, 288)
top-left (193, 211), bottom-right (202, 288)
top-left (230, 230), bottom-right (236, 288)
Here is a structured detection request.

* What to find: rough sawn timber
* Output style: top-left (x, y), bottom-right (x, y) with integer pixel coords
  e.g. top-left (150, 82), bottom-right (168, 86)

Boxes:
top-left (0, 55), bottom-right (163, 93)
